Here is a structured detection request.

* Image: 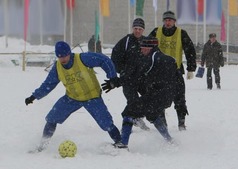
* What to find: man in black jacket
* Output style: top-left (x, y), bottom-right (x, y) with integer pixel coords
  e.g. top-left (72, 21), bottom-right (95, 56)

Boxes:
top-left (148, 11), bottom-right (197, 130)
top-left (111, 18), bottom-right (149, 130)
top-left (201, 33), bottom-right (224, 89)
top-left (103, 37), bottom-right (177, 148)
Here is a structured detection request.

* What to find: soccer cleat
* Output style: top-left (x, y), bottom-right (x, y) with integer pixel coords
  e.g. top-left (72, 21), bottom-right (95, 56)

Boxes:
top-left (28, 138), bottom-right (50, 153)
top-left (28, 145), bottom-right (47, 154)
top-left (36, 138), bottom-right (50, 152)
top-left (133, 118), bottom-right (150, 131)
top-left (166, 138), bottom-right (179, 147)
top-left (178, 124), bottom-right (186, 131)
top-left (112, 142), bottom-right (128, 149)
top-left (217, 83), bottom-right (221, 89)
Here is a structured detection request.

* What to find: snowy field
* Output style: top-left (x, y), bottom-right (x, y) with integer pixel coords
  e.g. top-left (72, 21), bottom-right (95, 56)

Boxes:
top-left (0, 38), bottom-right (238, 169)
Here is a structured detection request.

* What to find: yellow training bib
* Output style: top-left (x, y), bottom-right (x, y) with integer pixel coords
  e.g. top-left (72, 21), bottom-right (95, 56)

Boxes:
top-left (57, 54), bottom-right (101, 101)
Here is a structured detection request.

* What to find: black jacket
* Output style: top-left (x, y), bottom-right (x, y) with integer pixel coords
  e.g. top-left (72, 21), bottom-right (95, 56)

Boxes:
top-left (111, 34), bottom-right (144, 75)
top-left (148, 26), bottom-right (197, 73)
top-left (138, 48), bottom-right (177, 109)
top-left (201, 40), bottom-right (224, 68)
top-left (122, 47), bottom-right (177, 122)
top-left (111, 34), bottom-right (146, 94)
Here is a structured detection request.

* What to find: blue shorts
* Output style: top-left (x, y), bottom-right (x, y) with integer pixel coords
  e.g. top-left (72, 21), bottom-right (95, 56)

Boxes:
top-left (45, 95), bottom-right (114, 131)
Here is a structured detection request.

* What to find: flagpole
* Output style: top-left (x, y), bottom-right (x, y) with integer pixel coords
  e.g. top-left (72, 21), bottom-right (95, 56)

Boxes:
top-left (128, 0), bottom-right (131, 33)
top-left (226, 0), bottom-right (230, 64)
top-left (64, 0), bottom-right (67, 41)
top-left (134, 0), bottom-right (136, 19)
top-left (4, 0), bottom-right (8, 48)
top-left (23, 0), bottom-right (29, 71)
top-left (39, 0), bottom-right (43, 45)
top-left (203, 0), bottom-right (206, 45)
top-left (167, 0), bottom-right (170, 10)
top-left (154, 0), bottom-right (157, 27)
top-left (195, 0), bottom-right (198, 45)
top-left (154, 10), bottom-right (157, 27)
top-left (70, 0), bottom-right (73, 46)
top-left (99, 0), bottom-right (104, 46)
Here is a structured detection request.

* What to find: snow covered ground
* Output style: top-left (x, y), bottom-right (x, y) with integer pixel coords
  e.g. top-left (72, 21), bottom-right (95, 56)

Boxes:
top-left (1, 38), bottom-right (238, 169)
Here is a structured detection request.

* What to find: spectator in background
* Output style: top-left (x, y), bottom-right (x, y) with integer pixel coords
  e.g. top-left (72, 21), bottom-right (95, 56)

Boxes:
top-left (201, 33), bottom-right (224, 90)
top-left (148, 11), bottom-right (197, 131)
top-left (88, 35), bottom-right (102, 53)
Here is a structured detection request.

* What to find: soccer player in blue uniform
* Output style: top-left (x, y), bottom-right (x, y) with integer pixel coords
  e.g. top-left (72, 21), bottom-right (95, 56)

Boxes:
top-left (25, 41), bottom-right (121, 152)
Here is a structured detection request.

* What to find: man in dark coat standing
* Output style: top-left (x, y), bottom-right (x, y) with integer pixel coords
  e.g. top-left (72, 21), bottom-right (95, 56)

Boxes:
top-left (201, 33), bottom-right (224, 89)
top-left (148, 11), bottom-right (197, 130)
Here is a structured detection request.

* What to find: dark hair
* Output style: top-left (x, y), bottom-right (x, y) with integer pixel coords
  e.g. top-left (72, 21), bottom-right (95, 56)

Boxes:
top-left (209, 33), bottom-right (216, 38)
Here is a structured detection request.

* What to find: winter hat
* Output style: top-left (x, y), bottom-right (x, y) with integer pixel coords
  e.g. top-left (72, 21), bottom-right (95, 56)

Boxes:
top-left (163, 11), bottom-right (176, 21)
top-left (132, 18), bottom-right (145, 29)
top-left (140, 37), bottom-right (158, 48)
top-left (55, 41), bottom-right (71, 57)
top-left (209, 33), bottom-right (216, 38)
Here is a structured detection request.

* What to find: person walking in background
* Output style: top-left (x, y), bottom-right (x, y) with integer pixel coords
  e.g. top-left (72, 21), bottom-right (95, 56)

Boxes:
top-left (102, 37), bottom-right (177, 148)
top-left (88, 35), bottom-right (102, 53)
top-left (148, 11), bottom-right (197, 131)
top-left (201, 33), bottom-right (224, 90)
top-left (111, 18), bottom-right (150, 131)
top-left (25, 41), bottom-right (121, 153)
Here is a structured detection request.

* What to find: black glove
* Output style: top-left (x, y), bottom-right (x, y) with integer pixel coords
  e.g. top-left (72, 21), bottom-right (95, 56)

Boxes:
top-left (101, 77), bottom-right (121, 93)
top-left (25, 95), bottom-right (35, 105)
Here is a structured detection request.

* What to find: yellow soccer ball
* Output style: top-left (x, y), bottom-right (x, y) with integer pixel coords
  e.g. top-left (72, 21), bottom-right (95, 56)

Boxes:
top-left (58, 140), bottom-right (77, 158)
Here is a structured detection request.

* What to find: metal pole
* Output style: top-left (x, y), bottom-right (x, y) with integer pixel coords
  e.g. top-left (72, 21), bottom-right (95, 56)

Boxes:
top-left (4, 0), bottom-right (8, 48)
top-left (226, 0), bottom-right (230, 65)
top-left (70, 0), bottom-right (73, 46)
top-left (64, 0), bottom-right (67, 41)
top-left (203, 0), bottom-right (207, 45)
top-left (39, 0), bottom-right (43, 45)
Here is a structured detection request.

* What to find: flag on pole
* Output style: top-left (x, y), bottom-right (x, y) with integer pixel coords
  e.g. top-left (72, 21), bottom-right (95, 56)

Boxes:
top-left (130, 0), bottom-right (135, 6)
top-left (23, 0), bottom-right (30, 71)
top-left (100, 0), bottom-right (110, 17)
top-left (220, 11), bottom-right (226, 42)
top-left (177, 0), bottom-right (222, 25)
top-left (24, 0), bottom-right (29, 41)
top-left (66, 0), bottom-right (75, 10)
top-left (197, 0), bottom-right (204, 15)
top-left (136, 0), bottom-right (145, 16)
top-left (153, 0), bottom-right (157, 12)
top-left (177, 0), bottom-right (196, 24)
top-left (95, 10), bottom-right (100, 43)
top-left (229, 0), bottom-right (238, 16)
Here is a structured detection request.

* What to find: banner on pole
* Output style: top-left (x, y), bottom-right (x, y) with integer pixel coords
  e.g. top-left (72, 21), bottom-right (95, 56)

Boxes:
top-left (100, 0), bottom-right (110, 17)
top-left (95, 10), bottom-right (100, 42)
top-left (229, 0), bottom-right (238, 16)
top-left (136, 0), bottom-right (145, 16)
top-left (24, 0), bottom-right (29, 41)
top-left (177, 0), bottom-right (222, 25)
